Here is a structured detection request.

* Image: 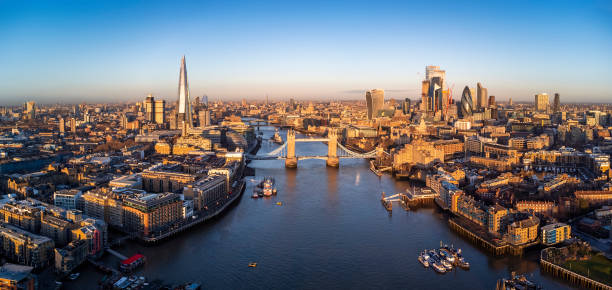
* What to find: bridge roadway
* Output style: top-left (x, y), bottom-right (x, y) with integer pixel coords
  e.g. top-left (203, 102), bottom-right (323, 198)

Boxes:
top-left (248, 155), bottom-right (371, 160)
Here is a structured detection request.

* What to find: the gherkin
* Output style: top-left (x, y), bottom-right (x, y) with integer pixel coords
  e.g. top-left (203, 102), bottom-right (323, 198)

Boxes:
top-left (460, 86), bottom-right (473, 117)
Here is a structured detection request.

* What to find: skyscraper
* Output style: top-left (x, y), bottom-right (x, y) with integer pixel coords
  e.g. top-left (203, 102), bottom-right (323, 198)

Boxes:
top-left (144, 94), bottom-right (155, 122)
top-left (425, 66), bottom-right (445, 84)
top-left (460, 86), bottom-right (474, 117)
top-left (424, 66), bottom-right (446, 114)
top-left (488, 95), bottom-right (496, 108)
top-left (429, 77), bottom-right (443, 112)
top-left (154, 100), bottom-right (165, 124)
top-left (365, 91), bottom-right (373, 120)
top-left (476, 82), bottom-right (487, 110)
top-left (553, 93), bottom-right (560, 113)
top-left (177, 56), bottom-right (193, 128)
top-left (25, 101), bottom-right (36, 119)
top-left (370, 89), bottom-right (384, 118)
top-left (58, 117), bottom-right (65, 134)
top-left (535, 93), bottom-right (549, 112)
top-left (421, 80), bottom-right (430, 112)
top-left (402, 98), bottom-right (411, 115)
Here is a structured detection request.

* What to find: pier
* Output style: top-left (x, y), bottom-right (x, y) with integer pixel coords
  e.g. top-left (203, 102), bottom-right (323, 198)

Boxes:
top-left (540, 249), bottom-right (612, 290)
top-left (449, 218), bottom-right (510, 256)
top-left (401, 188), bottom-right (437, 207)
top-left (107, 248), bottom-right (128, 260)
top-left (448, 217), bottom-right (538, 256)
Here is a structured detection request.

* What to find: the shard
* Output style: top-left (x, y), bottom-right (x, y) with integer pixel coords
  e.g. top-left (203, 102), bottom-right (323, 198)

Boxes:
top-left (177, 55), bottom-right (193, 128)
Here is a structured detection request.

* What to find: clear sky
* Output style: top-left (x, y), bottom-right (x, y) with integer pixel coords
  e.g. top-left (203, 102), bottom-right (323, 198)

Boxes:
top-left (1, 0), bottom-right (610, 104)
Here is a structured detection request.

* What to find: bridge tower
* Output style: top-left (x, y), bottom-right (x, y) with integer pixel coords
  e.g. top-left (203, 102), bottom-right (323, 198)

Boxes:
top-left (285, 129), bottom-right (297, 168)
top-left (326, 128), bottom-right (339, 167)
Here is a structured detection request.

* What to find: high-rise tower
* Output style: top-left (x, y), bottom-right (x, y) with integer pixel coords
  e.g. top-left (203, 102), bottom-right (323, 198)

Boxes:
top-left (365, 91), bottom-right (373, 120)
top-left (535, 93), bottom-right (549, 112)
top-left (476, 82), bottom-right (487, 110)
top-left (177, 56), bottom-right (193, 128)
top-left (460, 86), bottom-right (474, 117)
top-left (553, 93), bottom-right (560, 113)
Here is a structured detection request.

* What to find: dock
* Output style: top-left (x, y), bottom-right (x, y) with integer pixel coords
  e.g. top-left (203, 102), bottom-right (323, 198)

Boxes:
top-left (401, 187), bottom-right (437, 206)
top-left (540, 248), bottom-right (612, 289)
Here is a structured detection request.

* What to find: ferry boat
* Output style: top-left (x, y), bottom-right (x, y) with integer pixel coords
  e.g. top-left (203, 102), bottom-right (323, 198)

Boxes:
top-left (120, 254), bottom-right (146, 272)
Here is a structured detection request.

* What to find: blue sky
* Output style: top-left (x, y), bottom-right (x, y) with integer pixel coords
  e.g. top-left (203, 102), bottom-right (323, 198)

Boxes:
top-left (0, 0), bottom-right (610, 104)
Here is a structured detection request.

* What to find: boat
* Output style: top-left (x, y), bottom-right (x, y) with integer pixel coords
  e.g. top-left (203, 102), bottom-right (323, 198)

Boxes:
top-left (276, 202), bottom-right (283, 206)
top-left (457, 257), bottom-right (470, 269)
top-left (271, 129), bottom-right (283, 144)
top-left (418, 255), bottom-right (429, 267)
top-left (262, 177), bottom-right (276, 196)
top-left (441, 259), bottom-right (453, 270)
top-left (69, 273), bottom-right (80, 280)
top-left (248, 262), bottom-right (257, 267)
top-left (432, 262), bottom-right (446, 273)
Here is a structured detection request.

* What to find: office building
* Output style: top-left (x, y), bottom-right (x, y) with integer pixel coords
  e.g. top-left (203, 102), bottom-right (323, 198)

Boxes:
top-left (425, 65), bottom-right (445, 84)
top-left (177, 56), bottom-right (193, 128)
top-left (402, 98), bottom-right (411, 114)
top-left (476, 82), bottom-right (487, 110)
top-left (429, 77), bottom-right (443, 112)
top-left (460, 86), bottom-right (474, 117)
top-left (144, 94), bottom-right (155, 121)
top-left (58, 117), bottom-right (65, 134)
top-left (24, 102), bottom-right (36, 119)
top-left (365, 91), bottom-right (373, 120)
top-left (154, 99), bottom-right (165, 124)
top-left (199, 109), bottom-right (211, 127)
top-left (535, 93), bottom-right (549, 112)
top-left (553, 93), bottom-right (560, 113)
top-left (421, 81), bottom-right (430, 112)
top-left (488, 95), bottom-right (496, 108)
top-left (365, 89), bottom-right (384, 119)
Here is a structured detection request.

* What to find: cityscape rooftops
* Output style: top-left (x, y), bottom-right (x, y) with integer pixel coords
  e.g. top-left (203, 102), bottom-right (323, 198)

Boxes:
top-left (0, 263), bottom-right (34, 283)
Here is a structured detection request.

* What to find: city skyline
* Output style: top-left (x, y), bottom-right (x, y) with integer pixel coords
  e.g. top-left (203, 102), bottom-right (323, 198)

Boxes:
top-left (1, 0), bottom-right (611, 104)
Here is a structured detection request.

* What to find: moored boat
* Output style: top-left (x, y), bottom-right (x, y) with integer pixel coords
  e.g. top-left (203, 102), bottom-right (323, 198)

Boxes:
top-left (432, 262), bottom-right (446, 273)
top-left (418, 255), bottom-right (429, 267)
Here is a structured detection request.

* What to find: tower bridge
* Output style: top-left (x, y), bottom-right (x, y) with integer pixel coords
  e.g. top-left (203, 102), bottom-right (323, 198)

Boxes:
top-left (247, 129), bottom-right (379, 168)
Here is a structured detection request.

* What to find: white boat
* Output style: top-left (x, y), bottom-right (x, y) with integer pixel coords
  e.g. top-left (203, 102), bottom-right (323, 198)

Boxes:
top-left (432, 262), bottom-right (446, 273)
top-left (418, 255), bottom-right (429, 267)
top-left (441, 259), bottom-right (453, 270)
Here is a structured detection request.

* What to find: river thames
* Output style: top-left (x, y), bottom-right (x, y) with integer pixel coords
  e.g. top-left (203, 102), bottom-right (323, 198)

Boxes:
top-left (65, 126), bottom-right (575, 289)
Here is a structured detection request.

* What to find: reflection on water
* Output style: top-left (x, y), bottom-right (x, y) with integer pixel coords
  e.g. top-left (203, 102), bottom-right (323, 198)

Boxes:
top-left (65, 126), bottom-right (576, 290)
